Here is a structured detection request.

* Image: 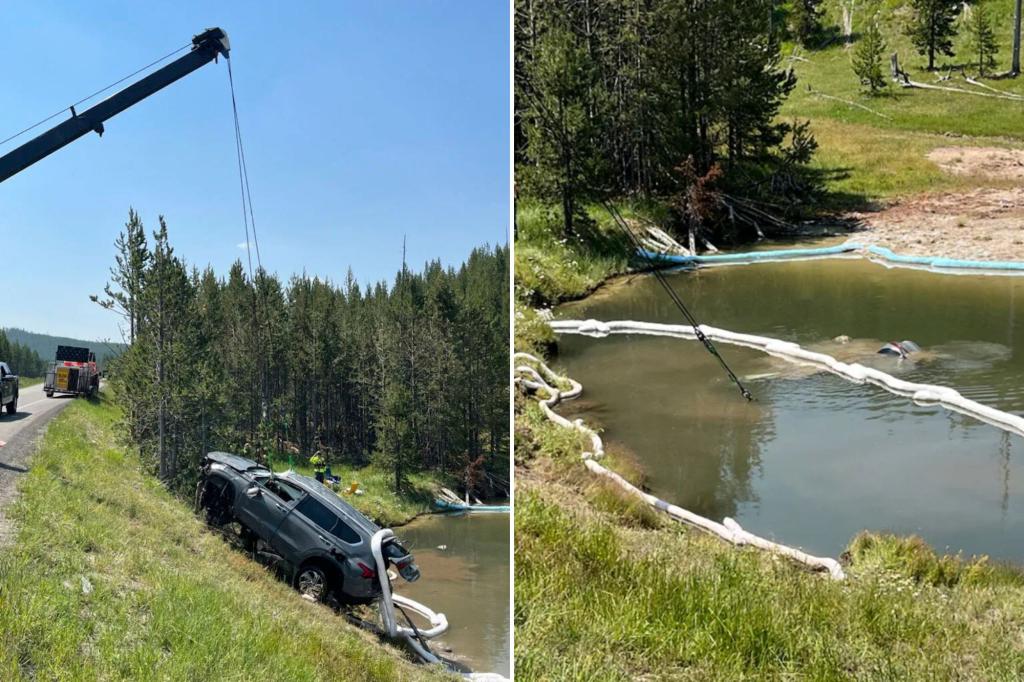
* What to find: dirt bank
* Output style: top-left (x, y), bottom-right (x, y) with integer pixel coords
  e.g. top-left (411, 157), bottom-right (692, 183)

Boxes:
top-left (848, 147), bottom-right (1024, 262)
top-left (927, 146), bottom-right (1024, 180)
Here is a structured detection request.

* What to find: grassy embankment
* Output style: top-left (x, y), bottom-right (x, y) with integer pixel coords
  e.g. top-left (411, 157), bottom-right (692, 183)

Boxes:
top-left (516, 382), bottom-right (1024, 679)
top-left (515, 4), bottom-right (1024, 676)
top-left (16, 377), bottom-right (42, 389)
top-left (0, 396), bottom-right (450, 681)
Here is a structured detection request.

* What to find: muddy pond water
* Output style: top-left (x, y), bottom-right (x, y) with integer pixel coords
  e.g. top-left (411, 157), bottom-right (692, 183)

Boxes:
top-left (395, 512), bottom-right (509, 677)
top-left (556, 255), bottom-right (1024, 563)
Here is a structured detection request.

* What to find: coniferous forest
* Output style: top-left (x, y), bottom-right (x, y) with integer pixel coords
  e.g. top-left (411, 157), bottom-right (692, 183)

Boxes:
top-left (98, 210), bottom-right (509, 500)
top-left (515, 0), bottom-right (821, 242)
top-left (0, 330), bottom-right (47, 377)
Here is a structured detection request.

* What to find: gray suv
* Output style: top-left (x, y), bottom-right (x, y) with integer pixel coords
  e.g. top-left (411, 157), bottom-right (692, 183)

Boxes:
top-left (195, 451), bottom-right (419, 605)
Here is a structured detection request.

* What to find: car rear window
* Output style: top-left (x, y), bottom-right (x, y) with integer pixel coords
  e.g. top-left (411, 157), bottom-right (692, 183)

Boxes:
top-left (295, 496), bottom-right (360, 544)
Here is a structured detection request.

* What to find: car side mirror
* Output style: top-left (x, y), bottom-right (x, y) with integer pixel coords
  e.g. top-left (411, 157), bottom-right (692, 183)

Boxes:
top-left (245, 484), bottom-right (261, 499)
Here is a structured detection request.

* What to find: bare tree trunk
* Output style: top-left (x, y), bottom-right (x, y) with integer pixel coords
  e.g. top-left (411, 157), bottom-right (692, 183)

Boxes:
top-left (1013, 0), bottom-right (1022, 75)
top-left (842, 3), bottom-right (854, 49)
top-left (156, 259), bottom-right (167, 482)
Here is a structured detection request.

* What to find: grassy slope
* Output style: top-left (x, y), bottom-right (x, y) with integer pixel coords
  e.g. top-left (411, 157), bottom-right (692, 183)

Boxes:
top-left (782, 0), bottom-right (1024, 203)
top-left (0, 396), bottom-right (448, 681)
top-left (516, 401), bottom-right (1024, 680)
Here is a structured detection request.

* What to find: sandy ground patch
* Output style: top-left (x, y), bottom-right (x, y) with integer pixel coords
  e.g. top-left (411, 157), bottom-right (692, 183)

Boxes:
top-left (927, 146), bottom-right (1024, 180)
top-left (848, 147), bottom-right (1024, 261)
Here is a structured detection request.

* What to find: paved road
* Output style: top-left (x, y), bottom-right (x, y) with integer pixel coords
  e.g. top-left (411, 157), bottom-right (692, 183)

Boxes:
top-left (0, 382), bottom-right (75, 545)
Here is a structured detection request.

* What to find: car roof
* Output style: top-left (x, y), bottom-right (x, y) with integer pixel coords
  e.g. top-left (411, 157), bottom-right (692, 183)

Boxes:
top-left (206, 451), bottom-right (270, 474)
top-left (280, 471), bottom-right (381, 536)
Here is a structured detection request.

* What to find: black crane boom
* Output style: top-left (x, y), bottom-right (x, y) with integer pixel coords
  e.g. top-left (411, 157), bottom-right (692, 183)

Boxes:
top-left (0, 27), bottom-right (229, 184)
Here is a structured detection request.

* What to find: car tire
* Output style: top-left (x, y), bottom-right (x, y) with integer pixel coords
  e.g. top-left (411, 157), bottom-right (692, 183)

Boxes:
top-left (295, 563), bottom-right (334, 603)
top-left (6, 396), bottom-right (15, 415)
top-left (45, 391), bottom-right (53, 398)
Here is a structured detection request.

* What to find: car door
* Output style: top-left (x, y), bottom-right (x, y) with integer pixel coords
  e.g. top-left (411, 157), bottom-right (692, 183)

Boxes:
top-left (236, 477), bottom-right (305, 546)
top-left (275, 494), bottom-right (338, 563)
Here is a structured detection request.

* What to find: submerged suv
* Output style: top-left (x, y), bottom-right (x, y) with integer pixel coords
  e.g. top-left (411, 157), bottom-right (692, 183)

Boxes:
top-left (195, 451), bottom-right (419, 604)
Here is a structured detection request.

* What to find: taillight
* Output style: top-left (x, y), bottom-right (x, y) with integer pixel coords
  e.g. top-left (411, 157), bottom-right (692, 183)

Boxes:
top-left (357, 562), bottom-right (376, 579)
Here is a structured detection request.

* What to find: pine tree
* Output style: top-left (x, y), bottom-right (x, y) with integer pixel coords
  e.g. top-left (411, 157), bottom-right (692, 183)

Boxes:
top-left (518, 14), bottom-right (599, 238)
top-left (853, 19), bottom-right (888, 94)
top-left (791, 0), bottom-right (824, 46)
top-left (967, 0), bottom-right (999, 77)
top-left (1012, 0), bottom-right (1022, 76)
top-left (93, 209), bottom-right (150, 343)
top-left (0, 332), bottom-right (10, 368)
top-left (905, 0), bottom-right (960, 70)
top-left (515, 0), bottom-right (818, 236)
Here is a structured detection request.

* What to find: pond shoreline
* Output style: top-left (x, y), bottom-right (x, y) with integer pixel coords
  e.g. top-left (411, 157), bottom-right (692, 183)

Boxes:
top-left (846, 186), bottom-right (1024, 264)
top-left (540, 227), bottom-right (1024, 327)
top-left (515, 220), bottom-right (1024, 677)
top-left (526, 236), bottom-right (1024, 565)
top-left (390, 500), bottom-right (512, 529)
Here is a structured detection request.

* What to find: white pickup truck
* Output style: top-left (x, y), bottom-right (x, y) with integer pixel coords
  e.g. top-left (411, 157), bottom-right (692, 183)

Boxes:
top-left (0, 362), bottom-right (18, 415)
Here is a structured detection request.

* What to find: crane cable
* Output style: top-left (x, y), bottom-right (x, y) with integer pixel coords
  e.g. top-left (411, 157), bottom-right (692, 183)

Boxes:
top-left (226, 57), bottom-right (274, 420)
top-left (513, 81), bottom-right (752, 401)
top-left (599, 200), bottom-right (754, 402)
top-left (227, 58), bottom-right (263, 273)
top-left (0, 43), bottom-right (191, 149)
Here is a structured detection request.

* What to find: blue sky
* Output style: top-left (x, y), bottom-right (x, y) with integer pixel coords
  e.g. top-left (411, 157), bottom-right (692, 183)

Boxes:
top-left (0, 1), bottom-right (509, 341)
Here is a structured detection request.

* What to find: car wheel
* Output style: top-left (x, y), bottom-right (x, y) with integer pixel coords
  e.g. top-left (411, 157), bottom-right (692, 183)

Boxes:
top-left (45, 391), bottom-right (53, 398)
top-left (6, 396), bottom-right (15, 415)
top-left (296, 564), bottom-right (331, 602)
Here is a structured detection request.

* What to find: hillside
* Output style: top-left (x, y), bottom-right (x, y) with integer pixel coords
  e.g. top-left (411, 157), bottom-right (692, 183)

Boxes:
top-left (3, 327), bottom-right (124, 369)
top-left (778, 1), bottom-right (1024, 255)
top-left (0, 396), bottom-right (447, 681)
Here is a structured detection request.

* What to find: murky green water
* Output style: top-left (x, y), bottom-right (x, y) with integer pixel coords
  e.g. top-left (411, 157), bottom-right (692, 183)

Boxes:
top-left (396, 512), bottom-right (509, 676)
top-left (557, 256), bottom-right (1024, 562)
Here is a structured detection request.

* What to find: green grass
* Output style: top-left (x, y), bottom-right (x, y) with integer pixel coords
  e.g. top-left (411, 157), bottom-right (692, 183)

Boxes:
top-left (784, 1), bottom-right (1024, 134)
top-left (274, 459), bottom-right (438, 528)
top-left (779, 0), bottom-right (1024, 202)
top-left (807, 117), bottom-right (1019, 206)
top-left (515, 410), bottom-right (1024, 680)
top-left (515, 201), bottom-right (631, 306)
top-left (514, 198), bottom-right (651, 322)
top-left (16, 377), bottom-right (42, 389)
top-left (0, 396), bottom-right (449, 681)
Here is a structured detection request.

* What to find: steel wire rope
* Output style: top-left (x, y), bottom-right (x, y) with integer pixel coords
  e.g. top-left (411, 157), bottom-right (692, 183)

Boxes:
top-left (514, 81), bottom-right (753, 400)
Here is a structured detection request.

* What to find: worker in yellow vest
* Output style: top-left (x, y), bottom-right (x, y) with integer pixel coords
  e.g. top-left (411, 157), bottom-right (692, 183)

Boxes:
top-left (310, 453), bottom-right (326, 483)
